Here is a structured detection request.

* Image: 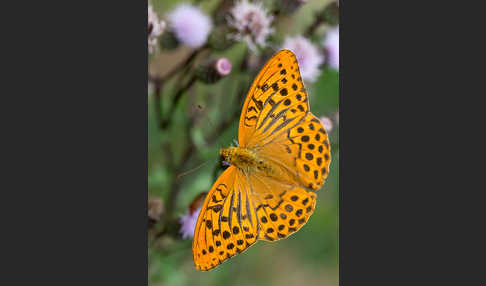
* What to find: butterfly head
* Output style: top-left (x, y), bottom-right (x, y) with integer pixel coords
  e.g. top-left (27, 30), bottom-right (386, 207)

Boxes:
top-left (219, 146), bottom-right (239, 165)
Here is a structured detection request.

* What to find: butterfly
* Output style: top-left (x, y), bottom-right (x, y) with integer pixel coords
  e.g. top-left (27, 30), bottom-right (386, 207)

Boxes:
top-left (192, 49), bottom-right (331, 271)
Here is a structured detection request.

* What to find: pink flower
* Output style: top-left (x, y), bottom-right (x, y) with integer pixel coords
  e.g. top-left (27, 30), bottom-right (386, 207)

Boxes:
top-left (323, 27), bottom-right (339, 70)
top-left (215, 58), bottom-right (232, 76)
top-left (319, 116), bottom-right (333, 132)
top-left (148, 5), bottom-right (165, 54)
top-left (196, 57), bottom-right (233, 83)
top-left (228, 0), bottom-right (274, 51)
top-left (179, 207), bottom-right (201, 239)
top-left (168, 4), bottom-right (212, 48)
top-left (282, 36), bottom-right (324, 82)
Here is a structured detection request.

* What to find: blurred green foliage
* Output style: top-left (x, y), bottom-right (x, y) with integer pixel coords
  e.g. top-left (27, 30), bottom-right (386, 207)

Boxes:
top-left (149, 0), bottom-right (338, 285)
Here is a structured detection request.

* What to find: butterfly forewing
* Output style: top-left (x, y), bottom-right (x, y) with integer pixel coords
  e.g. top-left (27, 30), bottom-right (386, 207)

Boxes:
top-left (193, 166), bottom-right (236, 270)
top-left (238, 49), bottom-right (331, 189)
top-left (193, 167), bottom-right (259, 271)
top-left (238, 50), bottom-right (309, 147)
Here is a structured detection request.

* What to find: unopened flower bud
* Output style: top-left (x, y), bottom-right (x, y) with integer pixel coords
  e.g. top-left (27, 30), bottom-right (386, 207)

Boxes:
top-left (196, 58), bottom-right (232, 84)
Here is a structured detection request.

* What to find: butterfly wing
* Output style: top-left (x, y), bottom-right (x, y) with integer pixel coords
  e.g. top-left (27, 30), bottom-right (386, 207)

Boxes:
top-left (193, 166), bottom-right (259, 271)
top-left (238, 49), bottom-right (309, 147)
top-left (238, 49), bottom-right (331, 190)
top-left (257, 113), bottom-right (331, 190)
top-left (248, 173), bottom-right (318, 241)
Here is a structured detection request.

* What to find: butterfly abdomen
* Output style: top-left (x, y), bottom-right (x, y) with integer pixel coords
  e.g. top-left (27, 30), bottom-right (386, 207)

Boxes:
top-left (220, 147), bottom-right (274, 174)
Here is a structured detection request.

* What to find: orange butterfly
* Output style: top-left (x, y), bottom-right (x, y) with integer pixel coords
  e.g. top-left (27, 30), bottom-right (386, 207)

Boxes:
top-left (193, 49), bottom-right (331, 271)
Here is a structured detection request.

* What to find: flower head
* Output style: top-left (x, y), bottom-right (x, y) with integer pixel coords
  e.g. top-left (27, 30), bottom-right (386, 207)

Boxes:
top-left (282, 36), bottom-right (324, 82)
top-left (179, 206), bottom-right (201, 239)
top-left (334, 110), bottom-right (339, 124)
top-left (148, 5), bottom-right (166, 54)
top-left (216, 58), bottom-right (232, 76)
top-left (323, 27), bottom-right (339, 70)
top-left (179, 192), bottom-right (207, 239)
top-left (168, 4), bottom-right (212, 48)
top-left (319, 116), bottom-right (333, 132)
top-left (228, 0), bottom-right (274, 51)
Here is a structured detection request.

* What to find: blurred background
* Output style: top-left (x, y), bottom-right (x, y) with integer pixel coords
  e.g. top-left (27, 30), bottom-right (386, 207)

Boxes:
top-left (148, 0), bottom-right (339, 285)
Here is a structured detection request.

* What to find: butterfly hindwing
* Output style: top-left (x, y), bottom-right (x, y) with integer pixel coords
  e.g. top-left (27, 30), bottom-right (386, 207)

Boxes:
top-left (257, 113), bottom-right (331, 190)
top-left (249, 174), bottom-right (317, 241)
top-left (285, 114), bottom-right (331, 189)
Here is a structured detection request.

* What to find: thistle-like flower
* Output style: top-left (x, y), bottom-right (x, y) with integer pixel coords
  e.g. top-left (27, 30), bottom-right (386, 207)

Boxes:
top-left (282, 36), bottom-right (324, 83)
top-left (148, 5), bottom-right (165, 54)
top-left (323, 27), bottom-right (339, 70)
top-left (179, 206), bottom-right (201, 239)
top-left (179, 192), bottom-right (207, 239)
top-left (320, 116), bottom-right (333, 132)
top-left (228, 0), bottom-right (274, 52)
top-left (167, 4), bottom-right (212, 48)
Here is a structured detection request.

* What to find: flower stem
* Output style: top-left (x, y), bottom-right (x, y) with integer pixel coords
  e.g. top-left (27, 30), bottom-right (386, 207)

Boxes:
top-left (161, 74), bottom-right (197, 129)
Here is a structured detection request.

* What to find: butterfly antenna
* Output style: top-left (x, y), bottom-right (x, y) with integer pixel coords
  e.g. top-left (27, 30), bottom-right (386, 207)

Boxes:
top-left (176, 161), bottom-right (208, 180)
top-left (193, 104), bottom-right (216, 129)
top-left (193, 104), bottom-right (227, 149)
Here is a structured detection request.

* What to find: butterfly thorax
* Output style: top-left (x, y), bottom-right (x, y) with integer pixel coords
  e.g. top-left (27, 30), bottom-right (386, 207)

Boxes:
top-left (220, 146), bottom-right (274, 175)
